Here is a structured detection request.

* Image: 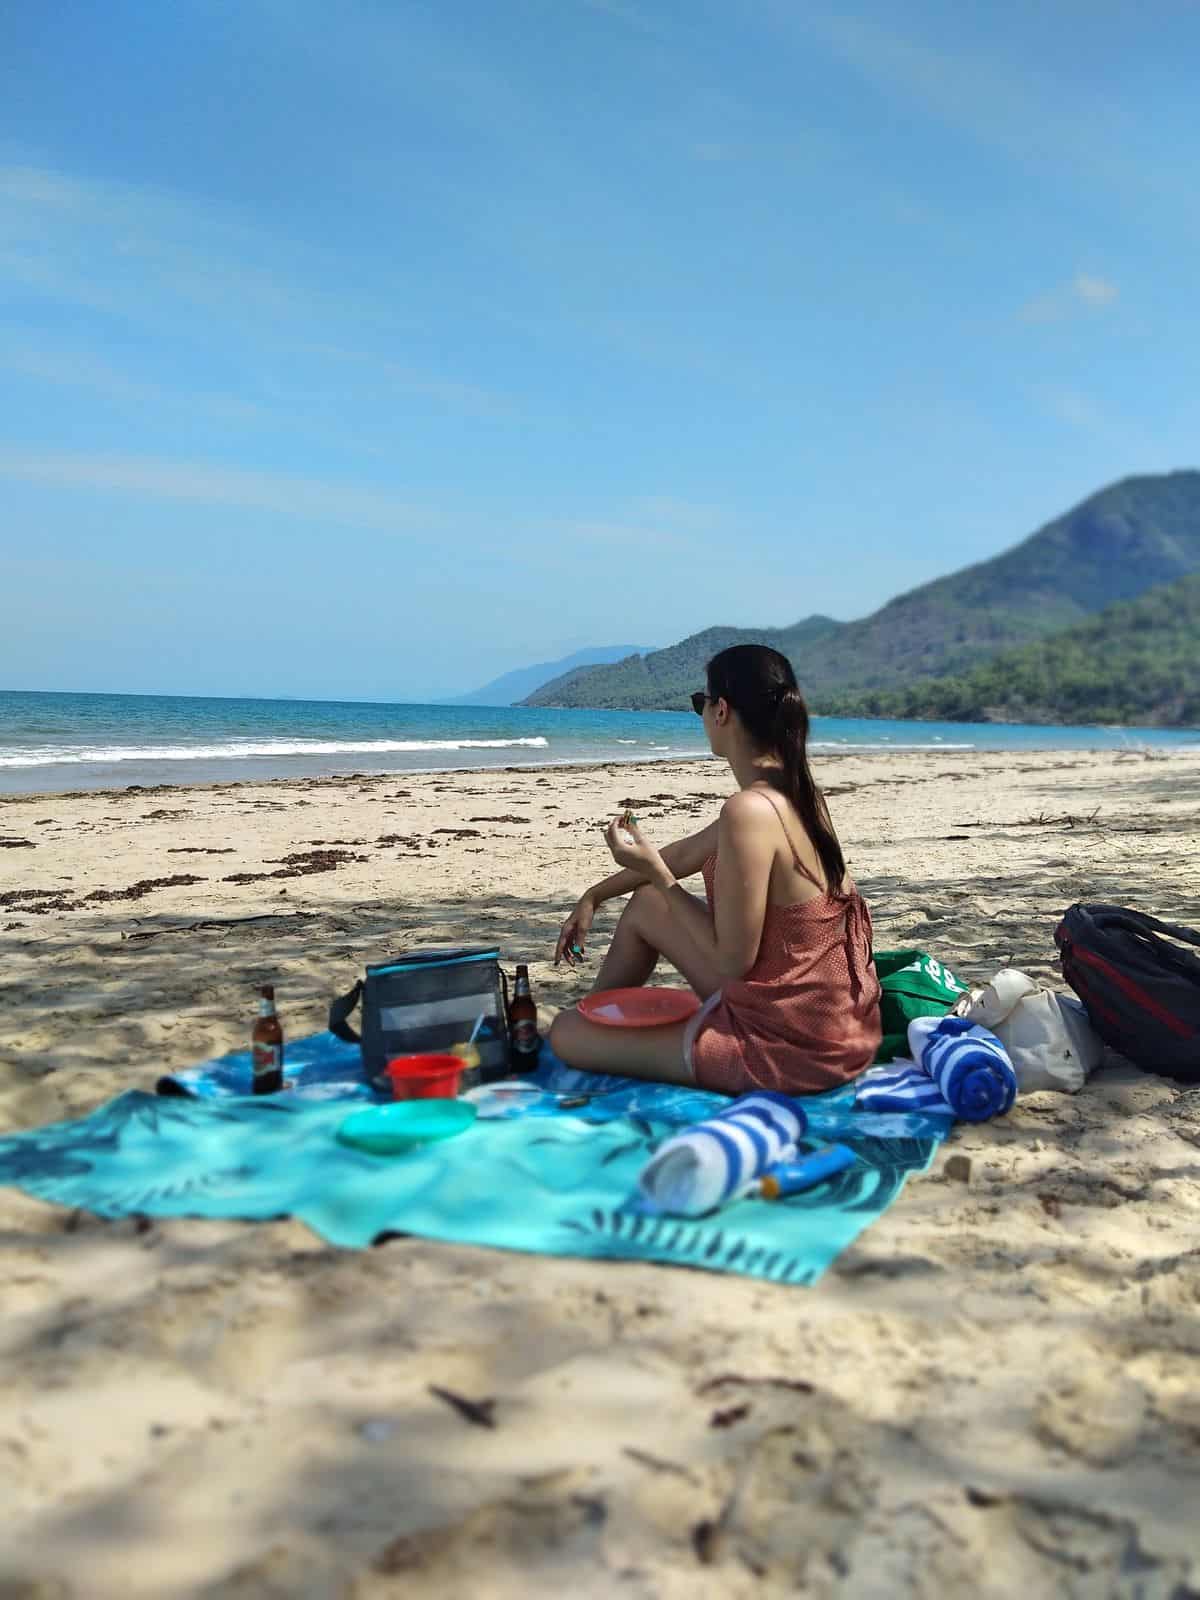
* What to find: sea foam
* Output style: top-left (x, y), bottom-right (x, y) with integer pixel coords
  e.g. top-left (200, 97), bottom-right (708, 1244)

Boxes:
top-left (0, 736), bottom-right (551, 768)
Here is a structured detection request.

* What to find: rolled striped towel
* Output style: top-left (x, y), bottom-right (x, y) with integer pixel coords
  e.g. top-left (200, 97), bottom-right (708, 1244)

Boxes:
top-left (853, 1059), bottom-right (951, 1117)
top-left (636, 1091), bottom-right (806, 1217)
top-left (856, 1015), bottom-right (1016, 1121)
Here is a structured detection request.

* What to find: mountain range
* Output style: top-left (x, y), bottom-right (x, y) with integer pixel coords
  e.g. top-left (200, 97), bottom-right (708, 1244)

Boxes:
top-left (846, 572), bottom-right (1200, 727)
top-left (442, 644), bottom-right (654, 706)
top-left (521, 471), bottom-right (1200, 724)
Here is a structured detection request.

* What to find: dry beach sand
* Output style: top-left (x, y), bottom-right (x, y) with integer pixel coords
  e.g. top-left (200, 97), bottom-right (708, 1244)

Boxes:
top-left (2, 748), bottom-right (1200, 1598)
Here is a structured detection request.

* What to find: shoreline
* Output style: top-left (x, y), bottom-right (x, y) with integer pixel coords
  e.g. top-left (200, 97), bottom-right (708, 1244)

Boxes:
top-left (3, 747), bottom-right (1200, 1593)
top-left (0, 754), bottom-right (719, 804)
top-left (0, 738), bottom-right (1186, 806)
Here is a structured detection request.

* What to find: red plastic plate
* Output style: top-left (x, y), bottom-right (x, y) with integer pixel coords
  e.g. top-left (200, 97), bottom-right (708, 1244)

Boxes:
top-left (577, 986), bottom-right (703, 1029)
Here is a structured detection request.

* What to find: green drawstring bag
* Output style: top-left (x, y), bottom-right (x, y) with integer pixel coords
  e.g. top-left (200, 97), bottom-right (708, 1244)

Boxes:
top-left (873, 950), bottom-right (968, 1062)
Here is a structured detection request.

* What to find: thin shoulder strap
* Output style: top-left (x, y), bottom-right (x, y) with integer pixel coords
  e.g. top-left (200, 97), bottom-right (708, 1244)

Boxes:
top-left (755, 786), bottom-right (826, 892)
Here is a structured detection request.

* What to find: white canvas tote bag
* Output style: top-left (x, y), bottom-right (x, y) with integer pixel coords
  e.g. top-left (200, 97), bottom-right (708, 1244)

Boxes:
top-left (953, 969), bottom-right (1103, 1094)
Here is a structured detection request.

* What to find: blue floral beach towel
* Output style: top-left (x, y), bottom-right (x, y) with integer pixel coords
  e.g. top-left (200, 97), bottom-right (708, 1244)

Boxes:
top-left (0, 1034), bottom-right (950, 1285)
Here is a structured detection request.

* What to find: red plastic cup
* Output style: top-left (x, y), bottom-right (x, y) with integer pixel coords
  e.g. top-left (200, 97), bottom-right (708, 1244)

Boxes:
top-left (384, 1053), bottom-right (464, 1101)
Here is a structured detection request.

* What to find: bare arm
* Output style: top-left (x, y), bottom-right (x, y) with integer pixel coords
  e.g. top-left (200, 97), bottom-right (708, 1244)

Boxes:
top-left (708, 793), bottom-right (774, 978)
top-left (646, 794), bottom-right (773, 981)
top-left (585, 819), bottom-right (718, 908)
top-left (554, 818), bottom-right (719, 967)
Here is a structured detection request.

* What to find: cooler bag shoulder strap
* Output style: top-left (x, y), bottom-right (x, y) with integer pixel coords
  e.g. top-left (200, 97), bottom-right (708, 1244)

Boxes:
top-left (329, 979), bottom-right (364, 1044)
top-left (367, 946), bottom-right (499, 975)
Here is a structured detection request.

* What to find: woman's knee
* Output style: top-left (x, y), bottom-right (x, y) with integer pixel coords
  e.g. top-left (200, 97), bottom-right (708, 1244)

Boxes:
top-left (624, 882), bottom-right (662, 929)
top-left (548, 1007), bottom-right (580, 1060)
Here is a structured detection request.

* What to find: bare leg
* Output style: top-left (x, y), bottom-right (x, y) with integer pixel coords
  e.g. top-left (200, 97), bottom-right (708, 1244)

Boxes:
top-left (547, 1007), bottom-right (696, 1085)
top-left (547, 887), bottom-right (722, 1085)
top-left (591, 891), bottom-right (659, 992)
top-left (591, 884), bottom-right (722, 999)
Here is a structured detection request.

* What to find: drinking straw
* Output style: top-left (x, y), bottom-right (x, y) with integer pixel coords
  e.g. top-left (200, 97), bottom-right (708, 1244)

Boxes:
top-left (468, 1012), bottom-right (486, 1044)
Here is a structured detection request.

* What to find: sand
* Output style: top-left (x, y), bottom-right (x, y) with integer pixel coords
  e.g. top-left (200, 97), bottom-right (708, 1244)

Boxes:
top-left (2, 747), bottom-right (1199, 1598)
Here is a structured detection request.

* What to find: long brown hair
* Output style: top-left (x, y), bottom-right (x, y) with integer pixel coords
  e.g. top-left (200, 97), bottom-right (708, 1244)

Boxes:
top-left (706, 644), bottom-right (846, 893)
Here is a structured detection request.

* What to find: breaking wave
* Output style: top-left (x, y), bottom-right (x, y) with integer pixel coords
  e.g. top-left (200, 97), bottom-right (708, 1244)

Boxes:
top-left (0, 736), bottom-right (552, 768)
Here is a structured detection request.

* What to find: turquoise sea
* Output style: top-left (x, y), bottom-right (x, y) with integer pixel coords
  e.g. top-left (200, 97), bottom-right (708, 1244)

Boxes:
top-left (0, 690), bottom-right (1196, 795)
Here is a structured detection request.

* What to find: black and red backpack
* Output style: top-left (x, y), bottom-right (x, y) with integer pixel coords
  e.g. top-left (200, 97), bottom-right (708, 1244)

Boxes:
top-left (1055, 903), bottom-right (1200, 1084)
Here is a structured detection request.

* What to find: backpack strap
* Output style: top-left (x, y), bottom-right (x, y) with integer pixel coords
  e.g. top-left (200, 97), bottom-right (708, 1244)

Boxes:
top-left (1086, 906), bottom-right (1200, 956)
top-left (1125, 911), bottom-right (1200, 951)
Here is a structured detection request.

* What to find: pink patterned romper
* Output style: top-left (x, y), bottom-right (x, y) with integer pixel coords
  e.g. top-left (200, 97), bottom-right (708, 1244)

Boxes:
top-left (685, 794), bottom-right (882, 1096)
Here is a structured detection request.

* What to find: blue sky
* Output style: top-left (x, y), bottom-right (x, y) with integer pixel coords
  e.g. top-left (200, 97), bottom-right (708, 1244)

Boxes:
top-left (2, 0), bottom-right (1197, 701)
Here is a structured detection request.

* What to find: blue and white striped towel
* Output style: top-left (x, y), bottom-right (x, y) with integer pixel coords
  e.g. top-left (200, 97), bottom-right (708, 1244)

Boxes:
top-left (854, 1059), bottom-right (953, 1117)
top-left (635, 1091), bottom-right (806, 1217)
top-left (855, 1014), bottom-right (1017, 1122)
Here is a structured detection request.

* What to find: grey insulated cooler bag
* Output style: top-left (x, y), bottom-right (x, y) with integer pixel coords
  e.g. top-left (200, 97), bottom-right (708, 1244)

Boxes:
top-left (329, 947), bottom-right (511, 1090)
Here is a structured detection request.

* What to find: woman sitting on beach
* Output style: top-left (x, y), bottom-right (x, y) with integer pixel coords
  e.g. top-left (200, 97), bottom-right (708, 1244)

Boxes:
top-left (549, 644), bottom-right (882, 1093)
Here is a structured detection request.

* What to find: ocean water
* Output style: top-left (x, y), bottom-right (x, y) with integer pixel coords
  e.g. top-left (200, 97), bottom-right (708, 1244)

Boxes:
top-left (0, 689), bottom-right (1196, 795)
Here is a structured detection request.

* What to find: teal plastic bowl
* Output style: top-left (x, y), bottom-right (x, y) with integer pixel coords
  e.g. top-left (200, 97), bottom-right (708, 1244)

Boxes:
top-left (336, 1099), bottom-right (477, 1155)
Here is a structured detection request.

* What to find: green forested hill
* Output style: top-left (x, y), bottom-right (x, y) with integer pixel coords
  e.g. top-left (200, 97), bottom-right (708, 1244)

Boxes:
top-left (832, 573), bottom-right (1200, 727)
top-left (523, 471), bottom-right (1200, 711)
top-left (525, 618), bottom-right (842, 711)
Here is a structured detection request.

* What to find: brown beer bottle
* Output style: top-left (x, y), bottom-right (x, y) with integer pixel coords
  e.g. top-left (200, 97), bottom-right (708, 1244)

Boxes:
top-left (251, 984), bottom-right (284, 1093)
top-left (508, 964), bottom-right (540, 1070)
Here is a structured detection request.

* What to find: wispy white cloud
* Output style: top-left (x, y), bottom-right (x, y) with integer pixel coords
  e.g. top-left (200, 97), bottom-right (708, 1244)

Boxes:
top-left (0, 164), bottom-right (85, 212)
top-left (0, 343), bottom-right (160, 405)
top-left (581, 0), bottom-right (667, 39)
top-left (0, 161), bottom-right (526, 428)
top-left (774, 5), bottom-right (1192, 223)
top-left (1034, 383), bottom-right (1158, 462)
top-left (1042, 386), bottom-right (1105, 431)
top-left (0, 448), bottom-right (432, 533)
top-left (252, 0), bottom-right (539, 151)
top-left (553, 495), bottom-right (731, 554)
top-left (0, 160), bottom-right (453, 377)
top-left (308, 343), bottom-right (520, 422)
top-left (557, 517), bottom-right (690, 551)
top-left (0, 448), bottom-right (733, 588)
top-left (0, 341), bottom-right (269, 424)
top-left (1072, 273), bottom-right (1119, 308)
top-left (778, 6), bottom-right (1054, 158)
top-left (0, 163), bottom-right (318, 327)
top-left (1019, 273), bottom-right (1120, 324)
top-left (627, 494), bottom-right (726, 532)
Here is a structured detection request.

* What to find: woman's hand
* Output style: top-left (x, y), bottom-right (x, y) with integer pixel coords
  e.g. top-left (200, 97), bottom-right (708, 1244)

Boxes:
top-left (602, 815), bottom-right (667, 880)
top-left (554, 893), bottom-right (596, 967)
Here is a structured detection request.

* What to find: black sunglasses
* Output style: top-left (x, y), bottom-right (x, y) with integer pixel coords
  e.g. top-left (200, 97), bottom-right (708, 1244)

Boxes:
top-left (690, 691), bottom-right (711, 716)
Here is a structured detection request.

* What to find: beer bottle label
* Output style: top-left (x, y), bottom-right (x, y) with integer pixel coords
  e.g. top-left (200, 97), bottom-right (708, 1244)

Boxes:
top-left (253, 1042), bottom-right (282, 1075)
top-left (511, 1018), bottom-right (539, 1055)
